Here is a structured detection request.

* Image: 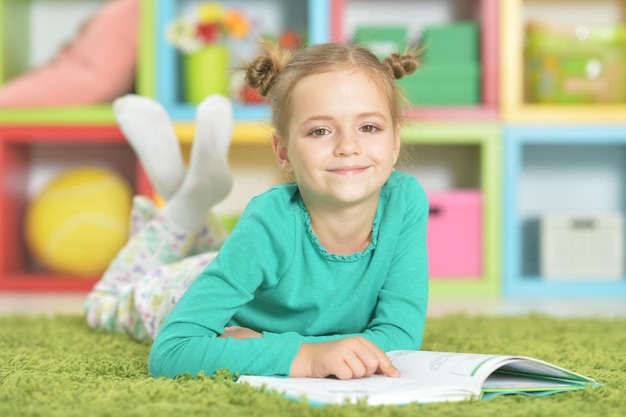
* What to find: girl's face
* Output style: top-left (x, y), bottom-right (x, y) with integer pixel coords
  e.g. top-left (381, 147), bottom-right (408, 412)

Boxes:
top-left (273, 69), bottom-right (401, 210)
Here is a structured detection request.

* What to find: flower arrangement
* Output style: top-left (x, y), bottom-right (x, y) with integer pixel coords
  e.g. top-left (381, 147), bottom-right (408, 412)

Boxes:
top-left (166, 2), bottom-right (251, 53)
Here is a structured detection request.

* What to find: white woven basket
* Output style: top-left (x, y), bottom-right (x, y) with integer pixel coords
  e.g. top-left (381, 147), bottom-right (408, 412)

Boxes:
top-left (541, 214), bottom-right (624, 280)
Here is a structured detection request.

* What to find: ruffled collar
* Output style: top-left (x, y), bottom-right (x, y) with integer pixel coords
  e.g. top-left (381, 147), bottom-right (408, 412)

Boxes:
top-left (298, 197), bottom-right (381, 262)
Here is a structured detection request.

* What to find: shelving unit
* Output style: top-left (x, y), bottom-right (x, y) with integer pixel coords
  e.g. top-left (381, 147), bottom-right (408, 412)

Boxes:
top-left (0, 0), bottom-right (624, 298)
top-left (503, 126), bottom-right (626, 297)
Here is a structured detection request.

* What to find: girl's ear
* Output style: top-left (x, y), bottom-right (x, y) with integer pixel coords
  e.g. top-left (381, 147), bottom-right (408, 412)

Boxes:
top-left (272, 132), bottom-right (291, 170)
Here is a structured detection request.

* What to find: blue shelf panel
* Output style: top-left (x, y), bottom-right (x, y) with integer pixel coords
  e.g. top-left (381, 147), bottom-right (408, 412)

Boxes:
top-left (506, 277), bottom-right (626, 298)
top-left (155, 0), bottom-right (330, 121)
top-left (504, 125), bottom-right (626, 144)
top-left (503, 125), bottom-right (626, 297)
top-left (165, 103), bottom-right (271, 122)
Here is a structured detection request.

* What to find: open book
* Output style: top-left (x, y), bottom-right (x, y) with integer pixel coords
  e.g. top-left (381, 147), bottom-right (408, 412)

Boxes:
top-left (237, 350), bottom-right (600, 406)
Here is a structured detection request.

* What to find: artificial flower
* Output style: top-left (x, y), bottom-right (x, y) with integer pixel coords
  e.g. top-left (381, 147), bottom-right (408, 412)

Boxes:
top-left (166, 18), bottom-right (203, 53)
top-left (166, 2), bottom-right (250, 53)
top-left (223, 10), bottom-right (250, 39)
top-left (197, 2), bottom-right (224, 24)
top-left (196, 22), bottom-right (220, 43)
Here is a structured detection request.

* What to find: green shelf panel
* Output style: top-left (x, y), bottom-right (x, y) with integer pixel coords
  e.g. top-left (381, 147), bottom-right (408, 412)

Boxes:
top-left (0, 105), bottom-right (115, 125)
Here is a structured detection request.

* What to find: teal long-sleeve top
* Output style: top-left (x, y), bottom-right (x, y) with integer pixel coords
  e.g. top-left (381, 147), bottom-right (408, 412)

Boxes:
top-left (149, 171), bottom-right (429, 378)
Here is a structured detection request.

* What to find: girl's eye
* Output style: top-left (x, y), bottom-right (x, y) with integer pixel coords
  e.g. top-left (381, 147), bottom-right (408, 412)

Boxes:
top-left (310, 128), bottom-right (329, 137)
top-left (361, 124), bottom-right (379, 133)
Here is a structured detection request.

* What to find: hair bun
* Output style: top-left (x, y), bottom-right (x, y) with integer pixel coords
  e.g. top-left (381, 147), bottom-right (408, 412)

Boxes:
top-left (383, 52), bottom-right (419, 80)
top-left (245, 55), bottom-right (278, 97)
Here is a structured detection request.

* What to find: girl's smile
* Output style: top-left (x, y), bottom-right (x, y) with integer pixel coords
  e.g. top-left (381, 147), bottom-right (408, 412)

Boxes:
top-left (327, 165), bottom-right (371, 175)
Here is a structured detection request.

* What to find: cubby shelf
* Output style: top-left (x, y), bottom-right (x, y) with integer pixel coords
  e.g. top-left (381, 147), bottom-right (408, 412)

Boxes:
top-left (500, 0), bottom-right (626, 124)
top-left (154, 0), bottom-right (331, 121)
top-left (331, 0), bottom-right (499, 121)
top-left (0, 125), bottom-right (151, 291)
top-left (401, 122), bottom-right (501, 297)
top-left (503, 126), bottom-right (626, 297)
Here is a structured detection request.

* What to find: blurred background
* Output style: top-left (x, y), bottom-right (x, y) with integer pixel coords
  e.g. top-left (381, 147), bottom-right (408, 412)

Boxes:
top-left (0, 0), bottom-right (625, 315)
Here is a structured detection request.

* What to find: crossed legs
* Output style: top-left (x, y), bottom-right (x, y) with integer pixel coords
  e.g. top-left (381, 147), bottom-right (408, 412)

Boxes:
top-left (85, 94), bottom-right (233, 340)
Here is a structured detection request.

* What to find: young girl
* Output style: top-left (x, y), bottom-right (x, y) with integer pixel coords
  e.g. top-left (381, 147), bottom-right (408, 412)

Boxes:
top-left (85, 41), bottom-right (428, 381)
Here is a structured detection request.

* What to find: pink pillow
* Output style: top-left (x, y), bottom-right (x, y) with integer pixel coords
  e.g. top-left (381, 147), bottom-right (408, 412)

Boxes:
top-left (0, 0), bottom-right (139, 108)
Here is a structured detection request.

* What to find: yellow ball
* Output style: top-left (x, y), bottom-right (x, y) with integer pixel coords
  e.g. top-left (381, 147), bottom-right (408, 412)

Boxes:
top-left (24, 166), bottom-right (132, 276)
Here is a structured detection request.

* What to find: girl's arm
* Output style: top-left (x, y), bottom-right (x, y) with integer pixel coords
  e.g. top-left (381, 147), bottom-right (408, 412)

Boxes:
top-left (148, 259), bottom-right (303, 378)
top-left (150, 188), bottom-right (314, 378)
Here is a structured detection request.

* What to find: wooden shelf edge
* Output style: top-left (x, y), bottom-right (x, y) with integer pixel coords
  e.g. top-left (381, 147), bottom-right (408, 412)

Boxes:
top-left (0, 125), bottom-right (126, 143)
top-left (0, 105), bottom-right (115, 125)
top-left (173, 122), bottom-right (273, 144)
top-left (502, 105), bottom-right (626, 124)
top-left (430, 277), bottom-right (500, 297)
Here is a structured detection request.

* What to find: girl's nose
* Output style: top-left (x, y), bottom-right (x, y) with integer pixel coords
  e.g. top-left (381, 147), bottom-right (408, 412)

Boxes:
top-left (334, 131), bottom-right (361, 156)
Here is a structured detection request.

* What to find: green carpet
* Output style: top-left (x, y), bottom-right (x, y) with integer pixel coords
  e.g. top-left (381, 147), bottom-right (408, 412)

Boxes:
top-left (1, 313), bottom-right (624, 417)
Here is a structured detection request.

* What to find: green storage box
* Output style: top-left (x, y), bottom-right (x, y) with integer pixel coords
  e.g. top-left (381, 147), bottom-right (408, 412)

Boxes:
top-left (397, 63), bottom-right (481, 105)
top-left (419, 21), bottom-right (479, 64)
top-left (352, 22), bottom-right (481, 106)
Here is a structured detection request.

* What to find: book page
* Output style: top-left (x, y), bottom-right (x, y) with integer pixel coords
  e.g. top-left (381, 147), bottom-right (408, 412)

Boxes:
top-left (388, 350), bottom-right (508, 390)
top-left (239, 374), bottom-right (473, 405)
top-left (388, 351), bottom-right (597, 394)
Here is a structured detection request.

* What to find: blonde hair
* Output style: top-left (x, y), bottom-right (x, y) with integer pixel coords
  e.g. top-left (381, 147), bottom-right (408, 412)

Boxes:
top-left (242, 41), bottom-right (419, 143)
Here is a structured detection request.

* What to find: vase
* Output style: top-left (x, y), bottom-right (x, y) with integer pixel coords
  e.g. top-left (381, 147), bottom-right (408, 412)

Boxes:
top-left (183, 44), bottom-right (230, 104)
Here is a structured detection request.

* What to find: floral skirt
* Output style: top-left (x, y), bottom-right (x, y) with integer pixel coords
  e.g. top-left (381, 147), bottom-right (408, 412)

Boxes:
top-left (84, 196), bottom-right (229, 341)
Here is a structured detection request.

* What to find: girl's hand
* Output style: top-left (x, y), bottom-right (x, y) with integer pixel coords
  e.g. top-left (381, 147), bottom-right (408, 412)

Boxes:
top-left (290, 337), bottom-right (401, 380)
top-left (218, 326), bottom-right (262, 340)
